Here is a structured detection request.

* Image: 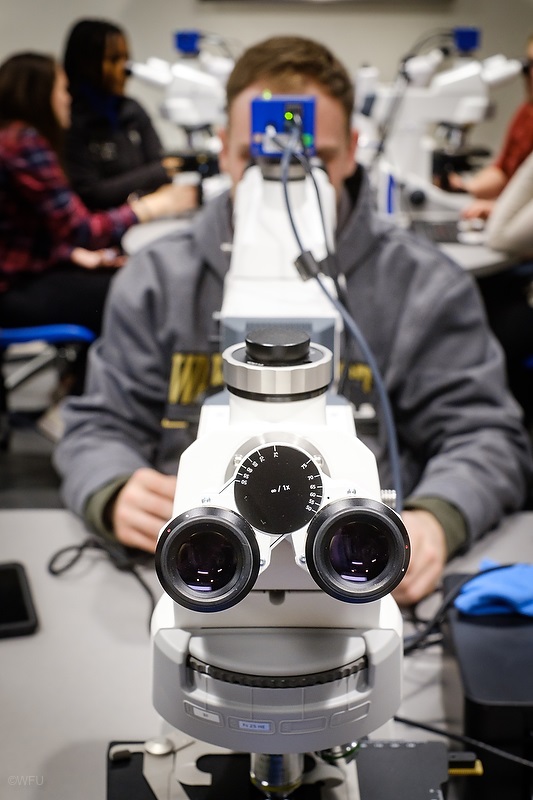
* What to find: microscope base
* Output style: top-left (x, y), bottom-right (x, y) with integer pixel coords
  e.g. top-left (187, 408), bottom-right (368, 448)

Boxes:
top-left (107, 739), bottom-right (449, 800)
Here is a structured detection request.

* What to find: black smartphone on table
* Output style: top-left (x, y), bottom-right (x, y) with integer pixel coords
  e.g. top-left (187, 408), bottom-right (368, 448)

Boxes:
top-left (0, 562), bottom-right (38, 638)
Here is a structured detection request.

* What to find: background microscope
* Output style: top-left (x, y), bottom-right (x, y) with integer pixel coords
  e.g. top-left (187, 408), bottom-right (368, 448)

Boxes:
top-left (128, 29), bottom-right (236, 198)
top-left (355, 26), bottom-right (523, 218)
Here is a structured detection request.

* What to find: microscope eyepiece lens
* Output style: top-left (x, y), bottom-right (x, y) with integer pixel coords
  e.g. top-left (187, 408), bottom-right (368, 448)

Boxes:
top-left (328, 521), bottom-right (389, 584)
top-left (156, 507), bottom-right (260, 612)
top-left (175, 530), bottom-right (238, 593)
top-left (305, 498), bottom-right (410, 603)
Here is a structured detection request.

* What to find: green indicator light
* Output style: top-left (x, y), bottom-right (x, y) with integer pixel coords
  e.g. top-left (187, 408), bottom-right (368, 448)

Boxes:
top-left (284, 111), bottom-right (294, 121)
top-left (262, 90), bottom-right (272, 99)
top-left (302, 133), bottom-right (314, 145)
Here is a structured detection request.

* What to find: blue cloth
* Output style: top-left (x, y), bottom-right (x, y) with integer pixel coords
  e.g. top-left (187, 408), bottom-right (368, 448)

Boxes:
top-left (454, 560), bottom-right (533, 616)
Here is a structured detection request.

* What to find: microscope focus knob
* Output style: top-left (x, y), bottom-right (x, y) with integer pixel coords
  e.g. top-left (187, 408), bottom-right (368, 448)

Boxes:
top-left (408, 189), bottom-right (426, 207)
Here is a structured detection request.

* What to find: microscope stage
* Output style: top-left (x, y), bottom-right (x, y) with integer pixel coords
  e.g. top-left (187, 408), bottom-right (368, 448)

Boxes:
top-left (107, 739), bottom-right (449, 799)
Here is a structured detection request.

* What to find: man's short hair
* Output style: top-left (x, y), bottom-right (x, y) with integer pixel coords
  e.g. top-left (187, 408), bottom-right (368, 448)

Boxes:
top-left (226, 36), bottom-right (355, 132)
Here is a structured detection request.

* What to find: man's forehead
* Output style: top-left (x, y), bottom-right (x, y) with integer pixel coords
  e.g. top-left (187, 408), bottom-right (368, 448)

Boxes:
top-left (229, 83), bottom-right (347, 145)
top-left (229, 81), bottom-right (327, 128)
top-left (235, 80), bottom-right (317, 103)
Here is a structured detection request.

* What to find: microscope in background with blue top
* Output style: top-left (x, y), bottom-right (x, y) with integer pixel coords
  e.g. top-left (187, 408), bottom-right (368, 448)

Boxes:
top-left (355, 26), bottom-right (523, 219)
top-left (128, 29), bottom-right (236, 195)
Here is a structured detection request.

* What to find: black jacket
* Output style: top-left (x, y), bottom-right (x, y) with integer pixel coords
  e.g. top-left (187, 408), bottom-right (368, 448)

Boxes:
top-left (65, 95), bottom-right (170, 210)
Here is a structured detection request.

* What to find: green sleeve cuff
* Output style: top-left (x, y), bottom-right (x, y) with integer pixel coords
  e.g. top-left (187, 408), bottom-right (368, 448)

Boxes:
top-left (84, 483), bottom-right (468, 558)
top-left (403, 496), bottom-right (468, 559)
top-left (83, 476), bottom-right (132, 541)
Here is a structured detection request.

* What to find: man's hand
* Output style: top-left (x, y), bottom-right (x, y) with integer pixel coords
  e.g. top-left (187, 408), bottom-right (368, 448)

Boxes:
top-left (112, 468), bottom-right (177, 552)
top-left (393, 509), bottom-right (447, 606)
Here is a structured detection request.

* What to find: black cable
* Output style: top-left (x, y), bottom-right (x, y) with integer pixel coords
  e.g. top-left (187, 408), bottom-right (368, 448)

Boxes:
top-left (299, 157), bottom-right (354, 391)
top-left (300, 158), bottom-right (353, 389)
top-left (371, 28), bottom-right (454, 168)
top-left (283, 145), bottom-right (353, 391)
top-left (314, 272), bottom-right (404, 512)
top-left (47, 536), bottom-right (157, 633)
top-left (277, 133), bottom-right (404, 511)
top-left (394, 714), bottom-right (533, 771)
top-left (129, 565), bottom-right (157, 627)
top-left (200, 31), bottom-right (242, 60)
top-left (371, 71), bottom-right (410, 165)
top-left (403, 563), bottom-right (515, 654)
top-left (405, 28), bottom-right (454, 57)
top-left (400, 563), bottom-right (533, 775)
top-left (48, 538), bottom-right (102, 574)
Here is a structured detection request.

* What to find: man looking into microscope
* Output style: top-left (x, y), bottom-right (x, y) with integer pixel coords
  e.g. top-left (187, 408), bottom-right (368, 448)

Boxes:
top-left (54, 35), bottom-right (532, 607)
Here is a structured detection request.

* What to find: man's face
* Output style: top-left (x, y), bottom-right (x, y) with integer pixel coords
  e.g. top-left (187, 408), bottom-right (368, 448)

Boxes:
top-left (219, 80), bottom-right (358, 201)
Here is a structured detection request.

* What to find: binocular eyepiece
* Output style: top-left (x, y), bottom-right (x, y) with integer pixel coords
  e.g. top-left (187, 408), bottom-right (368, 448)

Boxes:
top-left (156, 497), bottom-right (410, 613)
top-left (155, 327), bottom-right (410, 613)
top-left (156, 507), bottom-right (261, 613)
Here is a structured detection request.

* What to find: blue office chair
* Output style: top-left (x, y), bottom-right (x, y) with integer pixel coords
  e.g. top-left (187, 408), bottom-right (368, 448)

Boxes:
top-left (0, 324), bottom-right (97, 448)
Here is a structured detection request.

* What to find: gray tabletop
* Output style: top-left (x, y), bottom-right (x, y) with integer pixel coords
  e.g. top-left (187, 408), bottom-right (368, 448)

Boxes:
top-left (439, 241), bottom-right (516, 277)
top-left (1, 508), bottom-right (532, 799)
top-left (0, 510), bottom-right (161, 800)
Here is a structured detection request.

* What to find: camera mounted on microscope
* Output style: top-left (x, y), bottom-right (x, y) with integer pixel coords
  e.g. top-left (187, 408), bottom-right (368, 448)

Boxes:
top-left (250, 94), bottom-right (316, 160)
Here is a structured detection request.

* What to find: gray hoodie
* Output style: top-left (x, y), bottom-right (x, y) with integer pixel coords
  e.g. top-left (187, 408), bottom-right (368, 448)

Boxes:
top-left (54, 167), bottom-right (533, 548)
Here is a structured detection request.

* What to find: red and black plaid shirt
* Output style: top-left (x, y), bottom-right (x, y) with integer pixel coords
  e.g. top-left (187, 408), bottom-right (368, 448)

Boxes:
top-left (0, 122), bottom-right (137, 292)
top-left (494, 102), bottom-right (533, 180)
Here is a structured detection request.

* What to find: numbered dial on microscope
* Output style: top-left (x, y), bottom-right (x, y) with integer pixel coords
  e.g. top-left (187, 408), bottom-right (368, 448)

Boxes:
top-left (233, 444), bottom-right (324, 535)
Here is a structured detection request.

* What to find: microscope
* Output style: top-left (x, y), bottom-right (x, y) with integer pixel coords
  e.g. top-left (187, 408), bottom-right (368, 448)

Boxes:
top-left (107, 95), bottom-right (449, 800)
top-left (355, 26), bottom-right (523, 217)
top-left (128, 30), bottom-right (235, 195)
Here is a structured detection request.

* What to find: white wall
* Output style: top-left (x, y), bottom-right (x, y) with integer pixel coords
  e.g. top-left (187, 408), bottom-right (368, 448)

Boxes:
top-left (2, 0), bottom-right (533, 154)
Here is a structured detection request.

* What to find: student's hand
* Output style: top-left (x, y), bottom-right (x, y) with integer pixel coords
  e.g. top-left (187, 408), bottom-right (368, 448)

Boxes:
top-left (71, 246), bottom-right (126, 270)
top-left (130, 183), bottom-right (198, 222)
top-left (460, 198), bottom-right (495, 220)
top-left (161, 155), bottom-right (184, 179)
top-left (112, 468), bottom-right (177, 552)
top-left (392, 509), bottom-right (447, 606)
top-left (445, 172), bottom-right (467, 192)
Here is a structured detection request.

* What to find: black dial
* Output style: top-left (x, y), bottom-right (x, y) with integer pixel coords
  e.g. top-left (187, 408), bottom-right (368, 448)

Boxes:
top-left (234, 444), bottom-right (323, 534)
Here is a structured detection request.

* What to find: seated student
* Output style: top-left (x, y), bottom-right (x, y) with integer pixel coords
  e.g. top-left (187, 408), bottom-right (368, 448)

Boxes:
top-left (485, 149), bottom-right (533, 256)
top-left (63, 18), bottom-right (191, 211)
top-left (54, 35), bottom-right (533, 607)
top-left (0, 51), bottom-right (197, 336)
top-left (449, 33), bottom-right (533, 220)
top-left (472, 150), bottom-right (533, 425)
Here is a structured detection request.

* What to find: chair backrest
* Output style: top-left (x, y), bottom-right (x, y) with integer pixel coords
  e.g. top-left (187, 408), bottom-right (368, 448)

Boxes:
top-left (0, 324), bottom-right (98, 448)
top-left (0, 324), bottom-right (96, 347)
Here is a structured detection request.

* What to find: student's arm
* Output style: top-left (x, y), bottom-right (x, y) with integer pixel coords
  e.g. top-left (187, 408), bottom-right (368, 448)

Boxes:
top-left (485, 150), bottom-right (533, 254)
top-left (449, 164), bottom-right (508, 199)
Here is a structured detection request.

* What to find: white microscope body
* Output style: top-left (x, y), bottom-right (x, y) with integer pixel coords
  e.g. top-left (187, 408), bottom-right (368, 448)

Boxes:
top-left (356, 30), bottom-right (523, 216)
top-left (128, 53), bottom-right (228, 132)
top-left (128, 28), bottom-right (234, 161)
top-left (147, 96), bottom-right (410, 800)
top-left (151, 340), bottom-right (409, 754)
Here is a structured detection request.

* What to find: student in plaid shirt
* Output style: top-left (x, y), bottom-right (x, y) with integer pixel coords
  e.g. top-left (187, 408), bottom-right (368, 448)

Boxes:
top-left (0, 52), bottom-right (197, 335)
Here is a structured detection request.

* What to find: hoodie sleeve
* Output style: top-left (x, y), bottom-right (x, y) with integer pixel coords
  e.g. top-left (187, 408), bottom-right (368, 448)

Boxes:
top-left (384, 242), bottom-right (533, 544)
